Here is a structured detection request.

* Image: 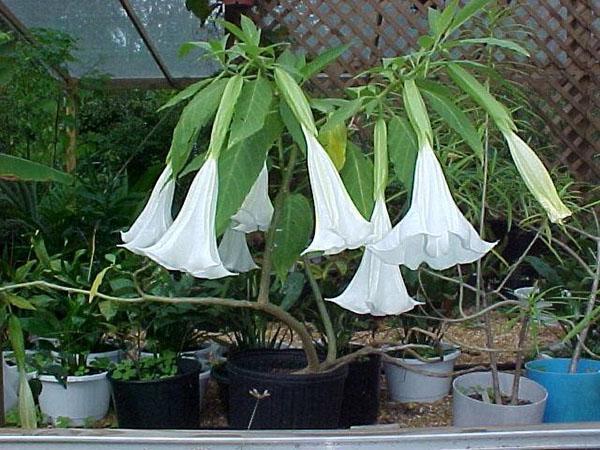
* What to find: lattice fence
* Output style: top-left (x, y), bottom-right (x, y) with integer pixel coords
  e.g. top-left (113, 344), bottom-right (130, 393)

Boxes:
top-left (252, 0), bottom-right (599, 181)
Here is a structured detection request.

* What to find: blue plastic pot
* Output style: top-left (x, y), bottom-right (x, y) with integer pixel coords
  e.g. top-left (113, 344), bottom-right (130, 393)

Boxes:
top-left (525, 358), bottom-right (600, 423)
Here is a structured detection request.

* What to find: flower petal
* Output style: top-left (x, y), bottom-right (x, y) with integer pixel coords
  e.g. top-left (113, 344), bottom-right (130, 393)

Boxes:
top-left (372, 142), bottom-right (496, 270)
top-left (503, 130), bottom-right (571, 224)
top-left (327, 199), bottom-right (420, 316)
top-left (232, 163), bottom-right (274, 233)
top-left (120, 166), bottom-right (175, 255)
top-left (143, 157), bottom-right (234, 279)
top-left (218, 226), bottom-right (258, 272)
top-left (301, 126), bottom-right (374, 255)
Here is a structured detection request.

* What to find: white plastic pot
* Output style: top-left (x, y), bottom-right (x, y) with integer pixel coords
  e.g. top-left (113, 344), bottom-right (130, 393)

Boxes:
top-left (2, 351), bottom-right (37, 414)
top-left (452, 371), bottom-right (547, 427)
top-left (384, 347), bottom-right (460, 403)
top-left (38, 372), bottom-right (110, 426)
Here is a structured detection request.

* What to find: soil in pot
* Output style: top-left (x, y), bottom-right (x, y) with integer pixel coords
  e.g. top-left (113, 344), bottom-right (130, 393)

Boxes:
top-left (384, 345), bottom-right (460, 403)
top-left (525, 357), bottom-right (600, 422)
top-left (339, 350), bottom-right (381, 428)
top-left (109, 358), bottom-right (201, 429)
top-left (452, 371), bottom-right (547, 427)
top-left (227, 349), bottom-right (348, 430)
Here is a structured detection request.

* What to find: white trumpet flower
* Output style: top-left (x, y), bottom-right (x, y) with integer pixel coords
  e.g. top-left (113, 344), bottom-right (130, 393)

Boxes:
top-left (120, 165), bottom-right (175, 255)
top-left (143, 156), bottom-right (234, 279)
top-left (232, 163), bottom-right (273, 233)
top-left (218, 226), bottom-right (258, 272)
top-left (502, 130), bottom-right (571, 224)
top-left (302, 126), bottom-right (373, 255)
top-left (327, 198), bottom-right (421, 316)
top-left (372, 142), bottom-right (496, 270)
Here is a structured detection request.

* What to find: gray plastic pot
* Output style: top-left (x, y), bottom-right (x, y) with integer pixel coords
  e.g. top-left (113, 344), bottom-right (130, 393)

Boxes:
top-left (384, 347), bottom-right (460, 403)
top-left (452, 371), bottom-right (547, 427)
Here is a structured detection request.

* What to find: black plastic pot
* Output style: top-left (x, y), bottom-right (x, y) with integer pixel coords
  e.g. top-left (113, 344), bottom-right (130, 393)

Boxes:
top-left (109, 358), bottom-right (200, 429)
top-left (210, 363), bottom-right (230, 416)
top-left (339, 352), bottom-right (381, 427)
top-left (227, 349), bottom-right (348, 429)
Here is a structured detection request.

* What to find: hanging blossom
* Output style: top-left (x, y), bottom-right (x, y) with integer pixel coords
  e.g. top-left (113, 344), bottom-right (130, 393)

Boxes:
top-left (372, 141), bottom-right (496, 270)
top-left (327, 120), bottom-right (419, 316)
top-left (327, 198), bottom-right (421, 316)
top-left (120, 165), bottom-right (175, 255)
top-left (302, 125), bottom-right (374, 255)
top-left (142, 155), bottom-right (234, 279)
top-left (502, 130), bottom-right (571, 224)
top-left (232, 163), bottom-right (273, 233)
top-left (218, 226), bottom-right (258, 273)
top-left (218, 163), bottom-right (274, 273)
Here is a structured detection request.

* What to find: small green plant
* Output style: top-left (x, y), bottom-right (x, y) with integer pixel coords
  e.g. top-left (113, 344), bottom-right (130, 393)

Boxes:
top-left (109, 352), bottom-right (179, 382)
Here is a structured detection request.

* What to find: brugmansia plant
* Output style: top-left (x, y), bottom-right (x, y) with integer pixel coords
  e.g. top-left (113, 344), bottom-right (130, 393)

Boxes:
top-left (118, 2), bottom-right (572, 370)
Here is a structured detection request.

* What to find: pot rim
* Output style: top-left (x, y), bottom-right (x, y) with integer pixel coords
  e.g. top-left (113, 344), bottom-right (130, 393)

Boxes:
top-left (108, 358), bottom-right (202, 385)
top-left (385, 346), bottom-right (461, 365)
top-left (452, 371), bottom-right (548, 408)
top-left (525, 357), bottom-right (600, 376)
top-left (39, 371), bottom-right (108, 383)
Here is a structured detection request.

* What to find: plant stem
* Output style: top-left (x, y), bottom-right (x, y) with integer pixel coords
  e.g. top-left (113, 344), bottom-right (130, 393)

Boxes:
top-left (257, 144), bottom-right (298, 305)
top-left (569, 238), bottom-right (600, 373)
top-left (510, 314), bottom-right (529, 405)
top-left (303, 257), bottom-right (337, 364)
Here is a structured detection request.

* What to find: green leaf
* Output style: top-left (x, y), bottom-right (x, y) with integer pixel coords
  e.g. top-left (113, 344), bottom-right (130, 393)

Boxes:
top-left (240, 15), bottom-right (261, 46)
top-left (274, 67), bottom-right (317, 136)
top-left (18, 368), bottom-right (37, 428)
top-left (279, 272), bottom-right (305, 311)
top-left (449, 0), bottom-right (493, 33)
top-left (320, 99), bottom-right (362, 134)
top-left (99, 300), bottom-right (118, 321)
top-left (208, 75), bottom-right (244, 157)
top-left (215, 115), bottom-right (283, 235)
top-left (318, 123), bottom-right (347, 171)
top-left (340, 143), bottom-right (374, 219)
top-left (157, 78), bottom-right (213, 112)
top-left (451, 37), bottom-right (530, 57)
top-left (446, 63), bottom-right (514, 131)
top-left (279, 99), bottom-right (307, 154)
top-left (300, 43), bottom-right (351, 81)
top-left (428, 8), bottom-right (442, 36)
top-left (89, 266), bottom-right (111, 303)
top-left (4, 293), bottom-right (36, 311)
top-left (272, 194), bottom-right (314, 281)
top-left (373, 119), bottom-right (388, 199)
top-left (31, 234), bottom-right (50, 268)
top-left (403, 79), bottom-right (432, 146)
top-left (228, 76), bottom-right (273, 148)
top-left (0, 154), bottom-right (73, 184)
top-left (166, 78), bottom-right (228, 176)
top-left (185, 0), bottom-right (211, 22)
top-left (419, 81), bottom-right (484, 160)
top-left (388, 115), bottom-right (418, 195)
top-left (8, 315), bottom-right (25, 368)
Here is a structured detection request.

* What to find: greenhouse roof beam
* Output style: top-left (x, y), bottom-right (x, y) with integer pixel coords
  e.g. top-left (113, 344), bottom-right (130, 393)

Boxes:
top-left (0, 0), bottom-right (71, 85)
top-left (117, 0), bottom-right (176, 89)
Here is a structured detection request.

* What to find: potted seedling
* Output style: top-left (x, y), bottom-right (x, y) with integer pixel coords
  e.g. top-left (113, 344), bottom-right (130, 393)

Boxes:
top-left (107, 351), bottom-right (202, 429)
top-left (525, 210), bottom-right (600, 422)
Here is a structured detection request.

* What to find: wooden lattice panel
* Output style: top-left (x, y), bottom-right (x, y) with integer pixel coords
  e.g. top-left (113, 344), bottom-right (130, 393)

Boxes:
top-left (253, 0), bottom-right (599, 181)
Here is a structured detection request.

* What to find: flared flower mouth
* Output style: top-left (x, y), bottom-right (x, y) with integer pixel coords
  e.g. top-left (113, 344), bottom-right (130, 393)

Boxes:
top-left (301, 125), bottom-right (374, 255)
top-left (326, 198), bottom-right (421, 316)
top-left (232, 163), bottom-right (273, 233)
top-left (142, 156), bottom-right (234, 279)
top-left (120, 165), bottom-right (175, 255)
top-left (372, 142), bottom-right (496, 270)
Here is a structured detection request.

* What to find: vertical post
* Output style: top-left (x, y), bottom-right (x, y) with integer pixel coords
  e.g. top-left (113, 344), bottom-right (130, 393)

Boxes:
top-left (64, 79), bottom-right (78, 173)
top-left (0, 351), bottom-right (5, 426)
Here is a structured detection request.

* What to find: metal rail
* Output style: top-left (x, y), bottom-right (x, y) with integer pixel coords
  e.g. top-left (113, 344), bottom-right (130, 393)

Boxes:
top-left (1, 423), bottom-right (600, 450)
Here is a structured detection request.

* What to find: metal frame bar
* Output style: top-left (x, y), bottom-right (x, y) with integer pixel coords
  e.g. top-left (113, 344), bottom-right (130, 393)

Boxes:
top-left (117, 0), bottom-right (177, 89)
top-left (0, 0), bottom-right (71, 84)
top-left (1, 423), bottom-right (600, 450)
